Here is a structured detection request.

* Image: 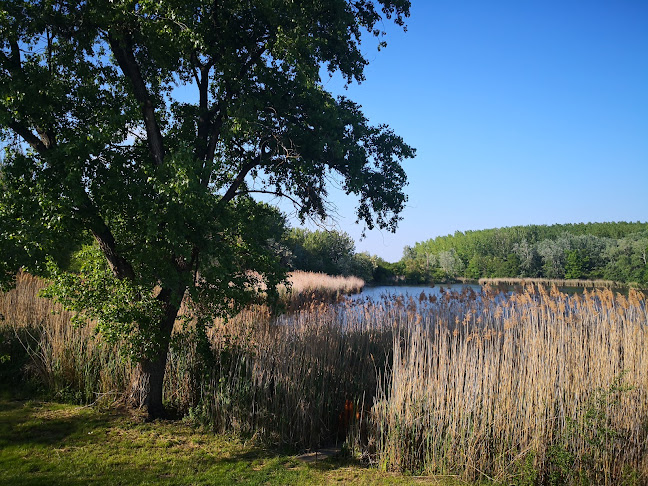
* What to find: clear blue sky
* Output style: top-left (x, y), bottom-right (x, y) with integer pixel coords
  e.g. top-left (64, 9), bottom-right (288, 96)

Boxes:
top-left (286, 0), bottom-right (648, 262)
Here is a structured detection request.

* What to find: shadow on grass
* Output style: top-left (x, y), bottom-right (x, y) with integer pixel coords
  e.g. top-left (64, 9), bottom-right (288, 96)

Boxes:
top-left (0, 395), bottom-right (375, 486)
top-left (0, 398), bottom-right (112, 448)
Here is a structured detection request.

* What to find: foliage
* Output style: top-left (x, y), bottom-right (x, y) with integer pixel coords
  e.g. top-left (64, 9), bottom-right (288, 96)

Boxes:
top-left (546, 373), bottom-right (638, 485)
top-left (0, 0), bottom-right (414, 416)
top-left (398, 222), bottom-right (648, 285)
top-left (564, 249), bottom-right (590, 280)
top-left (284, 228), bottom-right (357, 276)
top-left (2, 273), bottom-right (648, 482)
top-left (283, 228), bottom-right (391, 282)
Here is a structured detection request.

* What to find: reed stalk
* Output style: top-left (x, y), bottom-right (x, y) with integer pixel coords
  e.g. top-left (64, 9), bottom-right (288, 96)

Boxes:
top-left (372, 284), bottom-right (648, 484)
top-left (1, 273), bottom-right (646, 483)
top-left (478, 276), bottom-right (632, 289)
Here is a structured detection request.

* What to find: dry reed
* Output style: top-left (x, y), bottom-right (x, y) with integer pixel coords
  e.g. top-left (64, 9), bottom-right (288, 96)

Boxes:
top-left (0, 272), bottom-right (136, 403)
top-left (1, 273), bottom-right (647, 484)
top-left (0, 271), bottom-right (373, 437)
top-left (478, 277), bottom-right (631, 289)
top-left (279, 271), bottom-right (365, 310)
top-left (372, 284), bottom-right (648, 484)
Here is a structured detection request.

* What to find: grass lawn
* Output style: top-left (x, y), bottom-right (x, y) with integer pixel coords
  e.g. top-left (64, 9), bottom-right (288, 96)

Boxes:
top-left (0, 394), bottom-right (470, 486)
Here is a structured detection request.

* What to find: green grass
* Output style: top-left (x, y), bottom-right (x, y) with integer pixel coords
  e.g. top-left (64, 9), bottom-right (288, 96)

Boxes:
top-left (0, 394), bottom-right (469, 486)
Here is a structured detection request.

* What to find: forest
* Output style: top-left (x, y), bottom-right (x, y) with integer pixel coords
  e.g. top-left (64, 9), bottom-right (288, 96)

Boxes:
top-left (286, 222), bottom-right (648, 286)
top-left (397, 222), bottom-right (648, 285)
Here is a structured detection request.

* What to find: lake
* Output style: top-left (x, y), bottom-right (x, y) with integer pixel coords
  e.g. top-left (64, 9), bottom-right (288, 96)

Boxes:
top-left (351, 282), bottom-right (643, 302)
top-left (352, 284), bottom-right (482, 301)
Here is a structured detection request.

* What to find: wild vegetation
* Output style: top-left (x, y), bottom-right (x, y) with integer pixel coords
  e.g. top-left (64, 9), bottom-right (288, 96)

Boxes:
top-left (398, 222), bottom-right (648, 286)
top-left (282, 222), bottom-right (648, 288)
top-left (282, 228), bottom-right (394, 284)
top-left (0, 0), bottom-right (414, 419)
top-left (2, 273), bottom-right (646, 484)
top-left (281, 270), bottom-right (365, 310)
top-left (372, 284), bottom-right (647, 484)
top-left (0, 397), bottom-right (445, 486)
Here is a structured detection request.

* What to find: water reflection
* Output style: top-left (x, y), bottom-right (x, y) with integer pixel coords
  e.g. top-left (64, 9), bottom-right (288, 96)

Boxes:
top-left (351, 284), bottom-right (482, 302)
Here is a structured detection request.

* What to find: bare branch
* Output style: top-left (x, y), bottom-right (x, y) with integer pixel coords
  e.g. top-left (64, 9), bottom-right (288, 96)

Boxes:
top-left (241, 189), bottom-right (303, 209)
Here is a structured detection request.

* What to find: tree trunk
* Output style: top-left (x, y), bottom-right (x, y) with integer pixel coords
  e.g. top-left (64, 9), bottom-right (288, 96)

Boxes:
top-left (139, 287), bottom-right (182, 419)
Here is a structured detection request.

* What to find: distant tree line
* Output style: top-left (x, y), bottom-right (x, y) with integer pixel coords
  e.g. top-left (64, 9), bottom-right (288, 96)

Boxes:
top-left (282, 228), bottom-right (395, 284)
top-left (397, 222), bottom-right (648, 285)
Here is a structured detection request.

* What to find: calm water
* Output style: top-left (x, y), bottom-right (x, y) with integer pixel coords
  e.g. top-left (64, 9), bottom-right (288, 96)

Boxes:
top-left (351, 284), bottom-right (482, 301)
top-left (352, 283), bottom-right (642, 302)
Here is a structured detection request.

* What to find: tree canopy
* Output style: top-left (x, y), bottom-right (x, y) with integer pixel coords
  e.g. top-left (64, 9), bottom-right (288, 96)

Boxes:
top-left (0, 0), bottom-right (414, 417)
top-left (398, 222), bottom-right (648, 285)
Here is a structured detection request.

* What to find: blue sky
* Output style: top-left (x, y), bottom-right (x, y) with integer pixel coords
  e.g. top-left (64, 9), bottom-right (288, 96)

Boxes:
top-left (286, 0), bottom-right (648, 262)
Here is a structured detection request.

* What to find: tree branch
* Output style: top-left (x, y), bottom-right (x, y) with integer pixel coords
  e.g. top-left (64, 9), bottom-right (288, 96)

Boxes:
top-left (2, 41), bottom-right (56, 150)
top-left (73, 191), bottom-right (136, 281)
top-left (9, 39), bottom-right (21, 69)
top-left (6, 119), bottom-right (50, 154)
top-left (107, 32), bottom-right (165, 166)
top-left (218, 156), bottom-right (261, 207)
top-left (4, 113), bottom-right (135, 281)
top-left (194, 59), bottom-right (213, 166)
top-left (241, 189), bottom-right (304, 209)
top-left (91, 226), bottom-right (136, 281)
top-left (200, 42), bottom-right (271, 186)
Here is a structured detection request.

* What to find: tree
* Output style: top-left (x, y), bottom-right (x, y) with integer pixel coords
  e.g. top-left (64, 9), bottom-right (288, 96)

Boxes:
top-left (438, 249), bottom-right (464, 278)
top-left (513, 239), bottom-right (542, 277)
top-left (603, 232), bottom-right (648, 284)
top-left (284, 228), bottom-right (357, 276)
top-left (0, 0), bottom-right (414, 418)
top-left (564, 249), bottom-right (590, 279)
top-left (537, 237), bottom-right (570, 279)
top-left (465, 255), bottom-right (483, 280)
top-left (348, 251), bottom-right (375, 282)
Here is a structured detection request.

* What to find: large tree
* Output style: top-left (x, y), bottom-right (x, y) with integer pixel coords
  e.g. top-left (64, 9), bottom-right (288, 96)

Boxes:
top-left (0, 0), bottom-right (414, 417)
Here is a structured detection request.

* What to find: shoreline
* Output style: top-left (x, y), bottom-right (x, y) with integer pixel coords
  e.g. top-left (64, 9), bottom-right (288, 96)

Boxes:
top-left (363, 277), bottom-right (647, 290)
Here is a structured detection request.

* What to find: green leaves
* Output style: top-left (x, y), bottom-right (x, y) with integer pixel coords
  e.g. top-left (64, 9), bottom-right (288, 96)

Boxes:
top-left (399, 223), bottom-right (648, 284)
top-left (41, 245), bottom-right (166, 360)
top-left (0, 1), bottom-right (414, 400)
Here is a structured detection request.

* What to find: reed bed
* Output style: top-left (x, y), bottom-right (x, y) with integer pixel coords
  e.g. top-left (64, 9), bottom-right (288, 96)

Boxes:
top-left (0, 271), bottom-right (375, 438)
top-left (287, 270), bottom-right (365, 294)
top-left (0, 273), bottom-right (136, 403)
top-left (279, 271), bottom-right (365, 310)
top-left (478, 276), bottom-right (630, 289)
top-left (1, 273), bottom-right (647, 484)
top-left (372, 284), bottom-right (648, 484)
top-left (167, 301), bottom-right (395, 447)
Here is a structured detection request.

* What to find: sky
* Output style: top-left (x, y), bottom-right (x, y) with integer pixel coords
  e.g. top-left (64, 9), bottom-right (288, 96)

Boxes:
top-left (280, 0), bottom-right (648, 262)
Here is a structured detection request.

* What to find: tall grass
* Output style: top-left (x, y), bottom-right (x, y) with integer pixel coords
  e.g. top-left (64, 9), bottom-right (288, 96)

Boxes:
top-left (0, 272), bottom-right (135, 402)
top-left (0, 271), bottom-right (375, 432)
top-left (1, 274), bottom-right (647, 483)
top-left (372, 284), bottom-right (648, 483)
top-left (279, 271), bottom-right (365, 310)
top-left (168, 301), bottom-right (394, 447)
top-left (478, 276), bottom-right (631, 289)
